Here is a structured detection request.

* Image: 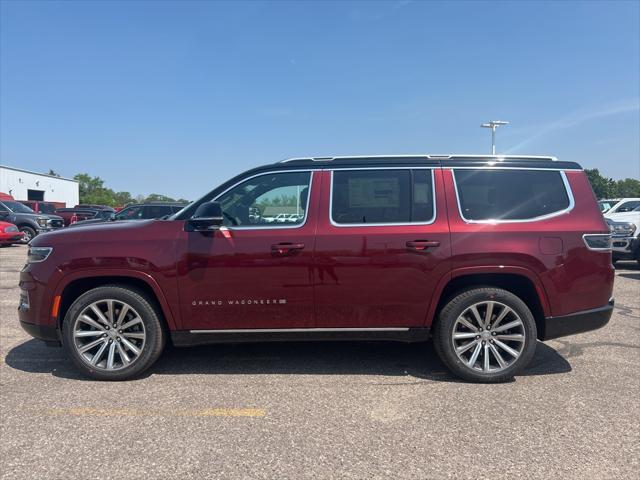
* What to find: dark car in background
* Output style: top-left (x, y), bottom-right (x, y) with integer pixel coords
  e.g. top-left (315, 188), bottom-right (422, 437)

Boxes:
top-left (69, 202), bottom-right (186, 227)
top-left (55, 206), bottom-right (116, 226)
top-left (18, 200), bottom-right (63, 215)
top-left (0, 199), bottom-right (64, 242)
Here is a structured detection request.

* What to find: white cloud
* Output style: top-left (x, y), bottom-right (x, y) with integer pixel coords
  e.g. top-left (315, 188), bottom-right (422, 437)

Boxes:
top-left (505, 98), bottom-right (640, 153)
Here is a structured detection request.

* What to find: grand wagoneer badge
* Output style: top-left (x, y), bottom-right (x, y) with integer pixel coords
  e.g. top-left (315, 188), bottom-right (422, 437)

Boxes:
top-left (192, 299), bottom-right (287, 306)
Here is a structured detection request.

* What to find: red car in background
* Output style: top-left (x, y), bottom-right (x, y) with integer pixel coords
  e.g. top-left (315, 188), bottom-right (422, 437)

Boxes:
top-left (0, 220), bottom-right (24, 246)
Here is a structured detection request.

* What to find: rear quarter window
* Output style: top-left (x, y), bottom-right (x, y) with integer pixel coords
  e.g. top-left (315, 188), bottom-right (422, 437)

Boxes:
top-left (453, 169), bottom-right (571, 221)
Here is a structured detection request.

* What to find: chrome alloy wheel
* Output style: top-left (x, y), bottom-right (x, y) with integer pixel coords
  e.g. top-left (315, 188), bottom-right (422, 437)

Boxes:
top-left (72, 299), bottom-right (146, 371)
top-left (451, 301), bottom-right (526, 373)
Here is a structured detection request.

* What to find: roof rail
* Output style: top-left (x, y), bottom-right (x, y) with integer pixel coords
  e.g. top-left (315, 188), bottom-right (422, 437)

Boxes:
top-left (280, 154), bottom-right (558, 163)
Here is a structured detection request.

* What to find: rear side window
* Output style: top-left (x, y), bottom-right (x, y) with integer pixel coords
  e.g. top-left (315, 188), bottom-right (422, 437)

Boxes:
top-left (454, 169), bottom-right (570, 221)
top-left (331, 169), bottom-right (434, 225)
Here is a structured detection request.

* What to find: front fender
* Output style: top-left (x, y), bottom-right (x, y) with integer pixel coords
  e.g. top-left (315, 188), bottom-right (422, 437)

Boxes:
top-left (52, 268), bottom-right (179, 330)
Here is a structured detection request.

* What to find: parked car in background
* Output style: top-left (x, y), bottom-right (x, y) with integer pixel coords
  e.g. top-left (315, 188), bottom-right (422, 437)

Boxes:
top-left (68, 202), bottom-right (186, 227)
top-left (18, 200), bottom-right (63, 215)
top-left (0, 220), bottom-right (24, 246)
top-left (605, 206), bottom-right (640, 265)
top-left (0, 198), bottom-right (64, 243)
top-left (75, 204), bottom-right (115, 211)
top-left (600, 198), bottom-right (640, 215)
top-left (19, 154), bottom-right (614, 382)
top-left (55, 207), bottom-right (105, 226)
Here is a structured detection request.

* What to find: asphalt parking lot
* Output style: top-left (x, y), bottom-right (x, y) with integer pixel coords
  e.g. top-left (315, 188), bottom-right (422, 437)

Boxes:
top-left (0, 244), bottom-right (638, 479)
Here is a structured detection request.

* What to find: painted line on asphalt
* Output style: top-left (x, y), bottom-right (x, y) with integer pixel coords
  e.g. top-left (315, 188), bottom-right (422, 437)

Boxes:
top-left (44, 407), bottom-right (266, 417)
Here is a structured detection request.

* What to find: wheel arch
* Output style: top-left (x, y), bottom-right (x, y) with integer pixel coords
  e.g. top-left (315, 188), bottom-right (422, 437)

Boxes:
top-left (56, 272), bottom-right (178, 333)
top-left (429, 267), bottom-right (550, 340)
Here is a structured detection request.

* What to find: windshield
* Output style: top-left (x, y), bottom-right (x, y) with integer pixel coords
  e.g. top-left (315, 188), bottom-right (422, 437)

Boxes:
top-left (598, 201), bottom-right (614, 213)
top-left (1, 201), bottom-right (35, 213)
top-left (39, 203), bottom-right (57, 214)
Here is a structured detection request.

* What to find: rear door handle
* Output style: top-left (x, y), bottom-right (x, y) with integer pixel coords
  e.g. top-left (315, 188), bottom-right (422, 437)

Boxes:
top-left (406, 240), bottom-right (440, 252)
top-left (271, 242), bottom-right (305, 255)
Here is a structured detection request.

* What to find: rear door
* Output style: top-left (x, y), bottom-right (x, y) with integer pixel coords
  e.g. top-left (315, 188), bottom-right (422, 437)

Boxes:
top-left (313, 167), bottom-right (450, 328)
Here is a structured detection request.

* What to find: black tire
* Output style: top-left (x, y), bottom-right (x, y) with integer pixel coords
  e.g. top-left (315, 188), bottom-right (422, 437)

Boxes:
top-left (19, 226), bottom-right (36, 244)
top-left (433, 287), bottom-right (537, 383)
top-left (62, 285), bottom-right (165, 380)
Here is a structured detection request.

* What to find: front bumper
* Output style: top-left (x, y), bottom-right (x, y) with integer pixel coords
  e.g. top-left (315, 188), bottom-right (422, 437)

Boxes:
top-left (19, 321), bottom-right (60, 345)
top-left (611, 236), bottom-right (638, 260)
top-left (0, 233), bottom-right (24, 244)
top-left (541, 298), bottom-right (614, 341)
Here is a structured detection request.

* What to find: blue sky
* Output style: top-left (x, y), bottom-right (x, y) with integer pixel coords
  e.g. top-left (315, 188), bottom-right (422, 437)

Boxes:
top-left (1, 0), bottom-right (638, 200)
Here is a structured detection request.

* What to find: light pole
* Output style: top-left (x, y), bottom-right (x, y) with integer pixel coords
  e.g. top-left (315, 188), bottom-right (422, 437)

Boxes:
top-left (481, 120), bottom-right (509, 155)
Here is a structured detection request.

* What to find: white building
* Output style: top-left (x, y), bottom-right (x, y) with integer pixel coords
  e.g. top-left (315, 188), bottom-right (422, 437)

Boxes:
top-left (0, 165), bottom-right (79, 207)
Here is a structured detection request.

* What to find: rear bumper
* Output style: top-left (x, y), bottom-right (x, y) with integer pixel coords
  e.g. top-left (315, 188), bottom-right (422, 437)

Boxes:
top-left (541, 298), bottom-right (614, 341)
top-left (19, 321), bottom-right (60, 345)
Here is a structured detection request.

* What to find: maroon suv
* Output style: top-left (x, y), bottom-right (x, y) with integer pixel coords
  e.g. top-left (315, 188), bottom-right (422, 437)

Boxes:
top-left (18, 155), bottom-right (614, 382)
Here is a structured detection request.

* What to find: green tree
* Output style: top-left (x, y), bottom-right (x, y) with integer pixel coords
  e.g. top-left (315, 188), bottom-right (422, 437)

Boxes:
top-left (73, 173), bottom-right (116, 206)
top-left (113, 191), bottom-right (135, 206)
top-left (614, 178), bottom-right (640, 197)
top-left (585, 169), bottom-right (615, 199)
top-left (144, 193), bottom-right (176, 203)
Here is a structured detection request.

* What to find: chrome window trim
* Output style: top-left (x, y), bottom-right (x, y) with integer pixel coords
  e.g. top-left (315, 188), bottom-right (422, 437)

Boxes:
top-left (328, 167), bottom-right (437, 228)
top-left (451, 168), bottom-right (575, 224)
top-left (190, 327), bottom-right (410, 333)
top-left (211, 170), bottom-right (314, 231)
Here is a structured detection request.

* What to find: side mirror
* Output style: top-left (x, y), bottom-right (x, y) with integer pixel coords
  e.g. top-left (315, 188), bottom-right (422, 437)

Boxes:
top-left (186, 201), bottom-right (224, 232)
top-left (109, 213), bottom-right (116, 221)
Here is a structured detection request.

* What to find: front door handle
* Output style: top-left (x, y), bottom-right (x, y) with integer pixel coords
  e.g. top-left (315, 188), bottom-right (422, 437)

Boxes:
top-left (406, 240), bottom-right (440, 252)
top-left (271, 242), bottom-right (305, 255)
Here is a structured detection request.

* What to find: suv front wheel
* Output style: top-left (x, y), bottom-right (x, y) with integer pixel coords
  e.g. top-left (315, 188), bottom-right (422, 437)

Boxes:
top-left (433, 287), bottom-right (537, 383)
top-left (62, 285), bottom-right (165, 380)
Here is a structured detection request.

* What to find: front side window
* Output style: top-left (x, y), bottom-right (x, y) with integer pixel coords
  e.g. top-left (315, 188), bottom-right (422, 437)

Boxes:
top-left (454, 169), bottom-right (570, 221)
top-left (215, 171), bottom-right (311, 227)
top-left (331, 169), bottom-right (434, 225)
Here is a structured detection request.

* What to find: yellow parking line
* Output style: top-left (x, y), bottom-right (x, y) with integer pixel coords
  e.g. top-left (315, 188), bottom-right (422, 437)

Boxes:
top-left (45, 407), bottom-right (266, 418)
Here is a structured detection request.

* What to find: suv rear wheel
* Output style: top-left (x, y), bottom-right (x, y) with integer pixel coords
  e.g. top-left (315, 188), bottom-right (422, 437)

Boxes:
top-left (433, 287), bottom-right (537, 383)
top-left (62, 285), bottom-right (165, 380)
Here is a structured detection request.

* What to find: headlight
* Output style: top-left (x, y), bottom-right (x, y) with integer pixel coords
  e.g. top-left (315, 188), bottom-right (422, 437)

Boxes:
top-left (611, 222), bottom-right (636, 236)
top-left (3, 225), bottom-right (18, 233)
top-left (36, 217), bottom-right (48, 228)
top-left (27, 246), bottom-right (53, 263)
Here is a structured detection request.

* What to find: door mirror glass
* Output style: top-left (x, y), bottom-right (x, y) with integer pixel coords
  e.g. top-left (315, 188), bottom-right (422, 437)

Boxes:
top-left (187, 202), bottom-right (224, 232)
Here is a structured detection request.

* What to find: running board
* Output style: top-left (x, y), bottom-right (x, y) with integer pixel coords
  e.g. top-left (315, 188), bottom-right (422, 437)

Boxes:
top-left (171, 327), bottom-right (430, 347)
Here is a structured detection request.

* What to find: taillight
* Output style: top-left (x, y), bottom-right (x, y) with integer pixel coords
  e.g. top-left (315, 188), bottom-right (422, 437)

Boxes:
top-left (70, 214), bottom-right (78, 224)
top-left (582, 234), bottom-right (612, 251)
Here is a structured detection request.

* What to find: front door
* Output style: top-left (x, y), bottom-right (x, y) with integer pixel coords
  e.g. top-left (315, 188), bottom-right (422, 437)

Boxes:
top-left (313, 167), bottom-right (450, 328)
top-left (177, 170), bottom-right (318, 330)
